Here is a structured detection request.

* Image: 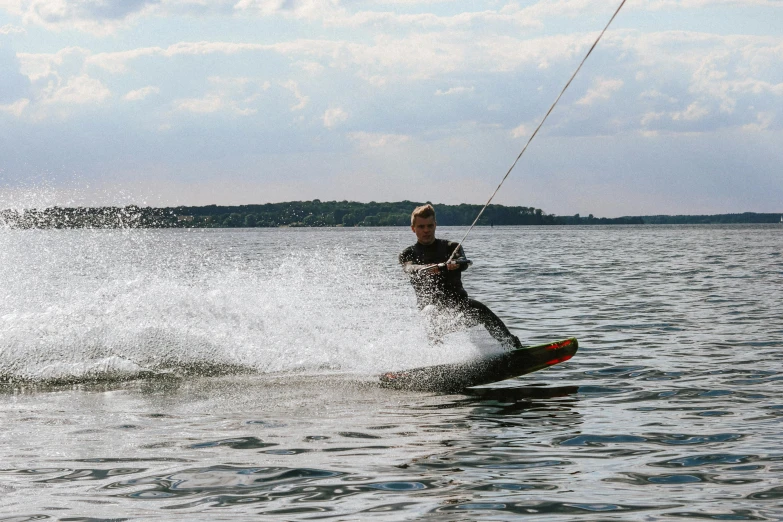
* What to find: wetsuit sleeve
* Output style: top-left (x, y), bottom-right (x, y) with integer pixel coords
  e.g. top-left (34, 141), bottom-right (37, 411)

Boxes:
top-left (399, 248), bottom-right (421, 274)
top-left (451, 244), bottom-right (471, 272)
top-left (400, 246), bottom-right (440, 276)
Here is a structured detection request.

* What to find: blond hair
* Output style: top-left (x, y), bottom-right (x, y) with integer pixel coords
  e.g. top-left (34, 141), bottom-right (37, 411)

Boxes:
top-left (411, 204), bottom-right (436, 226)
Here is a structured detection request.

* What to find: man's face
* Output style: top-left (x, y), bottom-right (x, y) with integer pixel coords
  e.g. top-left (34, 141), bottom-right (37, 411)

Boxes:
top-left (412, 215), bottom-right (436, 245)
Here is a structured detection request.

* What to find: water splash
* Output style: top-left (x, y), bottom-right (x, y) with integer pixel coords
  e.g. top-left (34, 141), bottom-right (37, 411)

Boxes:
top-left (0, 228), bottom-right (497, 384)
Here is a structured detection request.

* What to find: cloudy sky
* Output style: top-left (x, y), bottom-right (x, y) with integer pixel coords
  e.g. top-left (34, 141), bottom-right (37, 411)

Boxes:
top-left (0, 0), bottom-right (781, 216)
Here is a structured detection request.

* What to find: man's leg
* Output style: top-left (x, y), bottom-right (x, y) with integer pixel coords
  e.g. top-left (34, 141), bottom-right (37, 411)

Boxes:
top-left (460, 298), bottom-right (524, 349)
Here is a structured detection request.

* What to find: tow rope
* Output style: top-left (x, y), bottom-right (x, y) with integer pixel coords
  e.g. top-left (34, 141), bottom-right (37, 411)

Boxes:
top-left (448, 0), bottom-right (628, 262)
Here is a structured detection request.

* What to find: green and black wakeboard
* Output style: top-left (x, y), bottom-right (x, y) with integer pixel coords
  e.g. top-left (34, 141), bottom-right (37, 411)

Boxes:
top-left (379, 338), bottom-right (578, 393)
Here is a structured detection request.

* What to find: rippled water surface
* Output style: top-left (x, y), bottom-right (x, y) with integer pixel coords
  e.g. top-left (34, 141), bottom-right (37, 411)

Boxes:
top-left (1, 225), bottom-right (782, 520)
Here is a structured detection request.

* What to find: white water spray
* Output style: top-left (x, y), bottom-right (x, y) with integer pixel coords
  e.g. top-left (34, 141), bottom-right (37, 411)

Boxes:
top-left (0, 228), bottom-right (499, 384)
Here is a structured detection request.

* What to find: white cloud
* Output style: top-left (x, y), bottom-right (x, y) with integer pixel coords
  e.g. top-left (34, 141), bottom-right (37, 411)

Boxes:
top-left (234, 0), bottom-right (342, 20)
top-left (618, 31), bottom-right (783, 117)
top-left (634, 0), bottom-right (779, 9)
top-left (0, 0), bottom-right (160, 35)
top-left (78, 32), bottom-right (598, 84)
top-left (42, 74), bottom-right (111, 105)
top-left (208, 76), bottom-right (251, 89)
top-left (281, 80), bottom-right (309, 110)
top-left (66, 30), bottom-right (749, 92)
top-left (164, 41), bottom-right (268, 56)
top-left (85, 47), bottom-right (159, 74)
top-left (86, 42), bottom-right (269, 73)
top-left (123, 86), bottom-right (160, 101)
top-left (14, 74), bottom-right (111, 119)
top-left (266, 0), bottom-right (619, 31)
top-left (323, 106), bottom-right (348, 128)
top-left (357, 72), bottom-right (388, 87)
top-left (175, 95), bottom-right (224, 113)
top-left (0, 0), bottom-right (605, 37)
top-left (0, 98), bottom-right (29, 117)
top-left (741, 111), bottom-right (774, 132)
top-left (0, 24), bottom-right (26, 34)
top-left (17, 47), bottom-right (89, 81)
top-left (640, 111), bottom-right (664, 126)
top-left (435, 86), bottom-right (474, 96)
top-left (576, 77), bottom-right (624, 106)
top-left (639, 89), bottom-right (677, 104)
top-left (510, 123), bottom-right (530, 139)
top-left (348, 131), bottom-right (411, 148)
top-left (172, 76), bottom-right (267, 115)
top-left (293, 60), bottom-right (325, 74)
top-left (3, 0), bottom-right (779, 37)
top-left (12, 28), bottom-right (780, 135)
top-left (672, 102), bottom-right (710, 122)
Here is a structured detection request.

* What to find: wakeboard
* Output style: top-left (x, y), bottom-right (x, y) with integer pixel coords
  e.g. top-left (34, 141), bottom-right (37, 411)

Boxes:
top-left (379, 337), bottom-right (578, 393)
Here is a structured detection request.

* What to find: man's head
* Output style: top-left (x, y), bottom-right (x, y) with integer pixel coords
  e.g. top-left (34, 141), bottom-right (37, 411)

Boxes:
top-left (411, 204), bottom-right (436, 245)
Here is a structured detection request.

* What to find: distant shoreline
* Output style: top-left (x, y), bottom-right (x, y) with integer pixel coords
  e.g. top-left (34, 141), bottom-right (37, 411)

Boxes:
top-left (1, 201), bottom-right (780, 229)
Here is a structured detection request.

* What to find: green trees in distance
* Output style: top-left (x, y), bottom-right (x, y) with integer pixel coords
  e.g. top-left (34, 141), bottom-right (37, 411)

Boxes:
top-left (639, 213), bottom-right (782, 224)
top-left (156, 201), bottom-right (646, 228)
top-left (1, 200), bottom-right (780, 229)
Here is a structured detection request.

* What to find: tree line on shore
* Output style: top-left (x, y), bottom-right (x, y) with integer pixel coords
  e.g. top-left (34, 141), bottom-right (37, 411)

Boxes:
top-left (0, 200), bottom-right (778, 229)
top-left (639, 213), bottom-right (782, 224)
top-left (0, 201), bottom-right (640, 228)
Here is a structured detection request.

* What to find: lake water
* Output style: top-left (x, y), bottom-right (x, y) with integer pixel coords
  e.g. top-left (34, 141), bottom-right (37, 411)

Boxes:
top-left (1, 225), bottom-right (782, 520)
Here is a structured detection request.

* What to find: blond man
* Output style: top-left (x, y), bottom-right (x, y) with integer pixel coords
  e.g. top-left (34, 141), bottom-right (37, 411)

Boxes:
top-left (399, 204), bottom-right (524, 349)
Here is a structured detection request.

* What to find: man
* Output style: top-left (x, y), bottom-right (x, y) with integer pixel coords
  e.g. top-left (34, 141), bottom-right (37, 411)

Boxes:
top-left (399, 204), bottom-right (524, 350)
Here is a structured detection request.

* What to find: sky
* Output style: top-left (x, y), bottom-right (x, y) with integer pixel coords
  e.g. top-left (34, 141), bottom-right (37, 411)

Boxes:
top-left (0, 0), bottom-right (781, 217)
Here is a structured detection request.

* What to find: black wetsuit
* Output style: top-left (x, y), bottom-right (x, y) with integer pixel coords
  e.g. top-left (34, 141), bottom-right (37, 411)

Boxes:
top-left (399, 239), bottom-right (522, 349)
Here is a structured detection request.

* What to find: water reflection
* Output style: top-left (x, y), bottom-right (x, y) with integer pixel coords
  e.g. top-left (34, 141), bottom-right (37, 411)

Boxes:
top-left (2, 225), bottom-right (783, 520)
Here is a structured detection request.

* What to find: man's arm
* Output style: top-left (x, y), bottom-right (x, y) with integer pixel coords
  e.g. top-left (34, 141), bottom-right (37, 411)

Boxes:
top-left (446, 244), bottom-right (472, 272)
top-left (399, 244), bottom-right (471, 274)
top-left (399, 248), bottom-right (429, 274)
top-left (399, 248), bottom-right (443, 275)
top-left (401, 261), bottom-right (437, 274)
